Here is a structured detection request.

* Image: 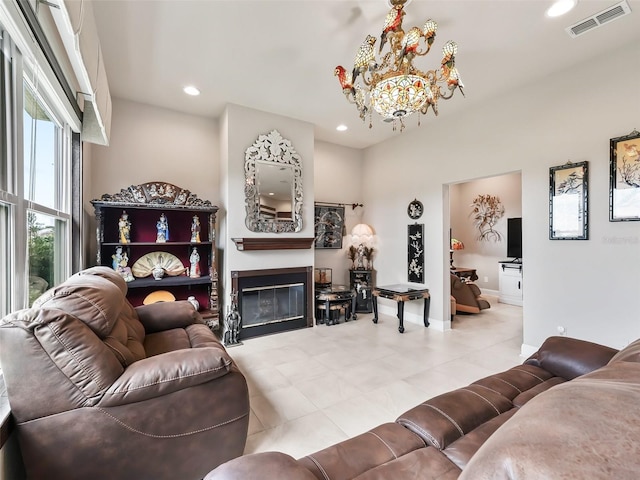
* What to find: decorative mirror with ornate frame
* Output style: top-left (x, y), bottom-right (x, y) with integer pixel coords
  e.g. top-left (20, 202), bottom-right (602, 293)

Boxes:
top-left (244, 130), bottom-right (303, 233)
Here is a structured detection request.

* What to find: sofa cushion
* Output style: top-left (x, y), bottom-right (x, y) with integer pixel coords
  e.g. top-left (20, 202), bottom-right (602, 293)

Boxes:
top-left (145, 328), bottom-right (192, 356)
top-left (471, 364), bottom-right (555, 400)
top-left (608, 338), bottom-right (640, 364)
top-left (442, 409), bottom-right (516, 470)
top-left (99, 346), bottom-right (233, 406)
top-left (353, 447), bottom-right (460, 480)
top-left (0, 308), bottom-right (126, 420)
top-left (396, 384), bottom-right (513, 449)
top-left (205, 452), bottom-right (318, 480)
top-left (34, 270), bottom-right (148, 366)
top-left (459, 361), bottom-right (640, 480)
top-left (32, 274), bottom-right (124, 338)
top-left (527, 335), bottom-right (618, 380)
top-left (298, 423), bottom-right (427, 480)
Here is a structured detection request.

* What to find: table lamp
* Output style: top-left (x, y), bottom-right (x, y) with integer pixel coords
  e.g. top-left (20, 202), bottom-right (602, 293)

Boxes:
top-left (450, 238), bottom-right (464, 268)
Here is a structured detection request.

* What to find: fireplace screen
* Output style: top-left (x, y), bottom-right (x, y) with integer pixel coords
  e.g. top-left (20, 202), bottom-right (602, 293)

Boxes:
top-left (241, 283), bottom-right (305, 328)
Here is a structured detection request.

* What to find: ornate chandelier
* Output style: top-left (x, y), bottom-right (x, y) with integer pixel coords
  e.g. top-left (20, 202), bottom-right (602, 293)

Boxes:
top-left (334, 0), bottom-right (464, 131)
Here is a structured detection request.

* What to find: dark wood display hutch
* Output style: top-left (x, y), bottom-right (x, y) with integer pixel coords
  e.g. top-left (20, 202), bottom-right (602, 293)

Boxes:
top-left (350, 269), bottom-right (374, 313)
top-left (91, 182), bottom-right (220, 330)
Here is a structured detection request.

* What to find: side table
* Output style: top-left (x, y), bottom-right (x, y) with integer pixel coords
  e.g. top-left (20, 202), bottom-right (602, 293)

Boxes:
top-left (315, 285), bottom-right (357, 326)
top-left (372, 284), bottom-right (430, 333)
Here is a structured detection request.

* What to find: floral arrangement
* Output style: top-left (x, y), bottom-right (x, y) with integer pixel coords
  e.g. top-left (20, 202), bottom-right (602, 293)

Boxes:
top-left (347, 244), bottom-right (375, 270)
top-left (347, 245), bottom-right (357, 269)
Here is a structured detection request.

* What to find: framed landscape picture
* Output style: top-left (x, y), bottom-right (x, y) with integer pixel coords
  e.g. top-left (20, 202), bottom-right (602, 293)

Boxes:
top-left (314, 204), bottom-right (345, 249)
top-left (609, 130), bottom-right (640, 222)
top-left (549, 161), bottom-right (588, 240)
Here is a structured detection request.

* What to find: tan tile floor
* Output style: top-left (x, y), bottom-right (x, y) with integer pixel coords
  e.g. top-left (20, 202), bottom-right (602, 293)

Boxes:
top-left (228, 295), bottom-right (523, 459)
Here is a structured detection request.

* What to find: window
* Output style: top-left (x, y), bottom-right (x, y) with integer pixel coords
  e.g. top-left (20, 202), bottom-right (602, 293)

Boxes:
top-left (0, 23), bottom-right (73, 314)
top-left (0, 203), bottom-right (10, 317)
top-left (23, 81), bottom-right (61, 210)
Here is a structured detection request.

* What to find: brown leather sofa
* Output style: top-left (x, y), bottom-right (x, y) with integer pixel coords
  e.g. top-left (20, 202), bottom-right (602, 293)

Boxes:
top-left (206, 335), bottom-right (640, 480)
top-left (0, 267), bottom-right (249, 480)
top-left (450, 273), bottom-right (490, 314)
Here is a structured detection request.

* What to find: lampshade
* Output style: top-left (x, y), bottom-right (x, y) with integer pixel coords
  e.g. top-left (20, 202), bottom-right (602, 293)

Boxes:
top-left (451, 238), bottom-right (464, 250)
top-left (351, 223), bottom-right (374, 246)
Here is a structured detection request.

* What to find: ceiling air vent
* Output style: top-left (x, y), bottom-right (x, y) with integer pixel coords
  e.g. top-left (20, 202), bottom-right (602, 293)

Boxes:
top-left (566, 0), bottom-right (632, 38)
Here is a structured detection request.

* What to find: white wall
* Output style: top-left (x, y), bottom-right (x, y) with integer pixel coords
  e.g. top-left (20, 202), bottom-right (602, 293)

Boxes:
top-left (86, 100), bottom-right (365, 321)
top-left (362, 40), bottom-right (640, 351)
top-left (220, 104), bottom-right (315, 305)
top-left (314, 141), bottom-right (365, 287)
top-left (86, 99), bottom-right (220, 264)
top-left (451, 172), bottom-right (522, 291)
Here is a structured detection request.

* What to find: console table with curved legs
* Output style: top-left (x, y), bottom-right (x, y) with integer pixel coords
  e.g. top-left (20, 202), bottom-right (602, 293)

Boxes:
top-left (372, 284), bottom-right (430, 333)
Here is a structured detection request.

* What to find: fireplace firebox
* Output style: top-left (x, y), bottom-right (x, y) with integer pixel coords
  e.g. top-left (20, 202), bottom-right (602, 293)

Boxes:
top-left (231, 267), bottom-right (313, 340)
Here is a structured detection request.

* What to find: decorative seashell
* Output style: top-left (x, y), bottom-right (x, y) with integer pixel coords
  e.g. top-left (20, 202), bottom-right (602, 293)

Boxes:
top-left (131, 251), bottom-right (187, 278)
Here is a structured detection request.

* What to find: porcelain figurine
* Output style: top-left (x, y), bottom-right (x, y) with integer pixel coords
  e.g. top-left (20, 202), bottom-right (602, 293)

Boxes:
top-left (156, 213), bottom-right (169, 243)
top-left (189, 247), bottom-right (201, 278)
top-left (118, 210), bottom-right (131, 244)
top-left (190, 215), bottom-right (201, 243)
top-left (112, 246), bottom-right (134, 282)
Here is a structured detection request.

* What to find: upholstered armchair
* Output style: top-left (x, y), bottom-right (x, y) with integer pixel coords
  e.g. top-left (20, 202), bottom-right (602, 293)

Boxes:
top-left (0, 267), bottom-right (249, 480)
top-left (450, 273), bottom-right (491, 314)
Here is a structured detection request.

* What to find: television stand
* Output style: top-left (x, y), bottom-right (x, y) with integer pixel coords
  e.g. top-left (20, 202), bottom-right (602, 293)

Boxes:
top-left (498, 261), bottom-right (523, 306)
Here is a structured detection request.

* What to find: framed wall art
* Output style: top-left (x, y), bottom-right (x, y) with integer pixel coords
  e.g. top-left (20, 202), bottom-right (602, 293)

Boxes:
top-left (314, 204), bottom-right (345, 249)
top-left (549, 161), bottom-right (588, 240)
top-left (408, 224), bottom-right (424, 283)
top-left (407, 199), bottom-right (423, 220)
top-left (609, 129), bottom-right (640, 222)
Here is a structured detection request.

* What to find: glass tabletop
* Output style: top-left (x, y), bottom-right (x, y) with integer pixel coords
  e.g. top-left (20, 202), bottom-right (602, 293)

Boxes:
top-left (375, 284), bottom-right (429, 294)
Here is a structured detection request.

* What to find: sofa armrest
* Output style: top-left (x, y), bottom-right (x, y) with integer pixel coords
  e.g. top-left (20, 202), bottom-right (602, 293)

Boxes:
top-left (99, 347), bottom-right (232, 406)
top-left (525, 336), bottom-right (618, 380)
top-left (135, 300), bottom-right (203, 333)
top-left (205, 452), bottom-right (317, 480)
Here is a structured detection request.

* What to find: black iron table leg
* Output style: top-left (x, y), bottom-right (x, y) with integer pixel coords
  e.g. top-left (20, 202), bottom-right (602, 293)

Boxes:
top-left (423, 295), bottom-right (431, 327)
top-left (397, 300), bottom-right (405, 333)
top-left (325, 299), bottom-right (333, 325)
top-left (372, 295), bottom-right (379, 324)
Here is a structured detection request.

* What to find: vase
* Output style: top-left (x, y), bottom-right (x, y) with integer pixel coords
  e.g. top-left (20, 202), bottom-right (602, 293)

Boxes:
top-left (152, 265), bottom-right (164, 280)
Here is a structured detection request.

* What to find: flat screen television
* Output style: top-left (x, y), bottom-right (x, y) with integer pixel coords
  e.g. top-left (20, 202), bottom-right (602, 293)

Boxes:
top-left (507, 217), bottom-right (522, 261)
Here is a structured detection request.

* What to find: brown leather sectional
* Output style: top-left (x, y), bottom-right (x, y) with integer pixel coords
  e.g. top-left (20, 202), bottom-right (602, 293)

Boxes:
top-left (208, 335), bottom-right (640, 480)
top-left (0, 267), bottom-right (249, 480)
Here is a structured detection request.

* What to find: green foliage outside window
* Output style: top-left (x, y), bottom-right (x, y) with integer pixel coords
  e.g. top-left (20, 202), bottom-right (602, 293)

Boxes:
top-left (28, 212), bottom-right (53, 305)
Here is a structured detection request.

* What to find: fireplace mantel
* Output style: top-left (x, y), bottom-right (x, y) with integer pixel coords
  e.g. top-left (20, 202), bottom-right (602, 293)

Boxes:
top-left (231, 237), bottom-right (314, 251)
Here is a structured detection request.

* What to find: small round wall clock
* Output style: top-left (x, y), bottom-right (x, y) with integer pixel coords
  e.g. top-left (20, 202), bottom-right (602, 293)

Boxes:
top-left (407, 199), bottom-right (423, 220)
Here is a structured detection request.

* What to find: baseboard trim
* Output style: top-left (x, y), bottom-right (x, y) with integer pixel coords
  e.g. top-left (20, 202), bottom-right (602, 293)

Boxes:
top-left (376, 304), bottom-right (446, 331)
top-left (480, 288), bottom-right (499, 296)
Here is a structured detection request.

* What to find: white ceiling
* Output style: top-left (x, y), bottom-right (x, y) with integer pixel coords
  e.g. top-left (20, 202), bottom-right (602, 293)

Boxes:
top-left (91, 0), bottom-right (640, 150)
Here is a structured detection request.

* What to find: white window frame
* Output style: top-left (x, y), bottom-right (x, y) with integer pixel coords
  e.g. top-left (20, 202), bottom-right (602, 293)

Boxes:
top-left (1, 22), bottom-right (73, 314)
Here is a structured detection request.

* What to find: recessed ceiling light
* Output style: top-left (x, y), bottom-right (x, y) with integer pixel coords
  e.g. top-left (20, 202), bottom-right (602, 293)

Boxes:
top-left (546, 0), bottom-right (577, 17)
top-left (336, 124), bottom-right (348, 132)
top-left (183, 85), bottom-right (201, 96)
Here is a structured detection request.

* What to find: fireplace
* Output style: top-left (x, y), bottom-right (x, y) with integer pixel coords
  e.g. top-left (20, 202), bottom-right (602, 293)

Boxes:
top-left (231, 267), bottom-right (313, 340)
